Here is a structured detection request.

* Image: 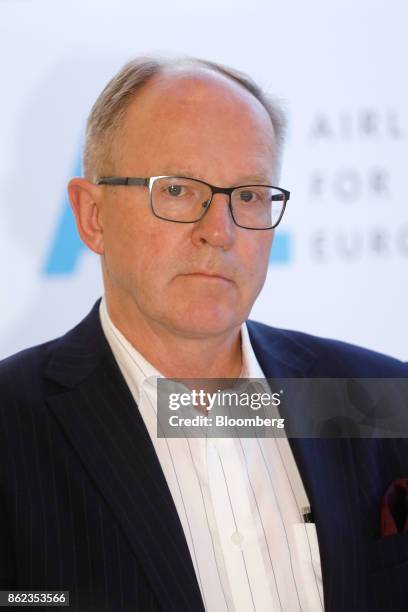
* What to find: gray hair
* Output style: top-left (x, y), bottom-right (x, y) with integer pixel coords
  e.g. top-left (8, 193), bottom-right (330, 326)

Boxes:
top-left (83, 55), bottom-right (287, 181)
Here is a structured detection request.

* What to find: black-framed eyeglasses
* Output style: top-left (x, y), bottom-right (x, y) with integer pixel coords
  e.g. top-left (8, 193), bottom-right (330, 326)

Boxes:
top-left (96, 175), bottom-right (290, 230)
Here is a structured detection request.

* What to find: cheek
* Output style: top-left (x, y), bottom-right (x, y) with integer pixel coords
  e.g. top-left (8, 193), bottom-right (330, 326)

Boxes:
top-left (138, 229), bottom-right (166, 277)
top-left (257, 231), bottom-right (274, 262)
top-left (240, 234), bottom-right (272, 283)
top-left (129, 223), bottom-right (183, 291)
top-left (101, 206), bottom-right (143, 285)
top-left (106, 219), bottom-right (139, 275)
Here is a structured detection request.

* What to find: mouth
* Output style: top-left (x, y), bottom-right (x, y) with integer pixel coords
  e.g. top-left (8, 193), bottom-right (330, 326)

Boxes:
top-left (182, 271), bottom-right (232, 282)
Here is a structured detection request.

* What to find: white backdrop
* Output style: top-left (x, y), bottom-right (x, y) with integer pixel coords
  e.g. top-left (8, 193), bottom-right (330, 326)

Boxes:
top-left (0, 0), bottom-right (406, 360)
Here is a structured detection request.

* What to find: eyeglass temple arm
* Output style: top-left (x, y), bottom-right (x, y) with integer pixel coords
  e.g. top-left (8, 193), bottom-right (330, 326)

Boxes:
top-left (271, 193), bottom-right (289, 201)
top-left (96, 177), bottom-right (149, 186)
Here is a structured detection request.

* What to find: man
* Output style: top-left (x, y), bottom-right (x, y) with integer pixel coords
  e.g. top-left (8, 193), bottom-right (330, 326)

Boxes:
top-left (0, 56), bottom-right (407, 612)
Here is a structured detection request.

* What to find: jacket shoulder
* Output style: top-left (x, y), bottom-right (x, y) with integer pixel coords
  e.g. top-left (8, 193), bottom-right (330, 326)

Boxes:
top-left (247, 320), bottom-right (407, 376)
top-left (0, 339), bottom-right (59, 403)
top-left (0, 299), bottom-right (105, 397)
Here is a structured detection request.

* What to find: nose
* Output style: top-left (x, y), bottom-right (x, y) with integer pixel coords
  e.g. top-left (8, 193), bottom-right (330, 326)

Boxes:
top-left (190, 193), bottom-right (236, 250)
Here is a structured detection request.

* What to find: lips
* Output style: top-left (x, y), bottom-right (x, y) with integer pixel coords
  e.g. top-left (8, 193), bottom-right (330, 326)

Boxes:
top-left (182, 271), bottom-right (232, 282)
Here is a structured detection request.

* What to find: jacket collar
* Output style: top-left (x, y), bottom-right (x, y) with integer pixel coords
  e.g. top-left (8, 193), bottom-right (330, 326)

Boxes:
top-left (246, 319), bottom-right (317, 377)
top-left (45, 299), bottom-right (110, 388)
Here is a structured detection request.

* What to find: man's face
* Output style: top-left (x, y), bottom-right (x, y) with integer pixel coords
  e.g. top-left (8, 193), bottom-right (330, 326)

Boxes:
top-left (99, 69), bottom-right (278, 338)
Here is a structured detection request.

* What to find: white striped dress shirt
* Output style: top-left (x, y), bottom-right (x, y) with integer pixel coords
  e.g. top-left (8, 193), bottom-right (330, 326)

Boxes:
top-left (99, 298), bottom-right (324, 611)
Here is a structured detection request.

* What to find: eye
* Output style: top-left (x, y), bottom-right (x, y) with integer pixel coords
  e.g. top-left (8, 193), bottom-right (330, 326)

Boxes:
top-left (166, 184), bottom-right (185, 197)
top-left (239, 190), bottom-right (257, 203)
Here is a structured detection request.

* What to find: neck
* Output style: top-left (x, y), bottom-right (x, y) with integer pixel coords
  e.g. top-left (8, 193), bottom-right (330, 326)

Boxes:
top-left (104, 295), bottom-right (243, 380)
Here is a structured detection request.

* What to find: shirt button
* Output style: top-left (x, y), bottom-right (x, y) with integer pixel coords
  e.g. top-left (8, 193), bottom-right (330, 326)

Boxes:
top-left (231, 531), bottom-right (244, 546)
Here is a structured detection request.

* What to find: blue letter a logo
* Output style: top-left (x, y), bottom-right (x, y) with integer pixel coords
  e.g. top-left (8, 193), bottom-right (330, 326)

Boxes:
top-left (269, 232), bottom-right (292, 264)
top-left (43, 153), bottom-right (86, 276)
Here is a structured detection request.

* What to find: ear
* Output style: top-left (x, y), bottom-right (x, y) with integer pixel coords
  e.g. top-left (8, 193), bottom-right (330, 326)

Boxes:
top-left (68, 177), bottom-right (104, 254)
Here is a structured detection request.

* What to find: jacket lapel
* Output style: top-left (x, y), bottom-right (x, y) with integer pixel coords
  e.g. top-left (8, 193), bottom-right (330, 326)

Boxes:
top-left (45, 301), bottom-right (205, 612)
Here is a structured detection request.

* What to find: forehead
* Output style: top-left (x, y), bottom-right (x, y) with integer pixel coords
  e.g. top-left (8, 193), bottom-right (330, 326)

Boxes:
top-left (114, 68), bottom-right (277, 180)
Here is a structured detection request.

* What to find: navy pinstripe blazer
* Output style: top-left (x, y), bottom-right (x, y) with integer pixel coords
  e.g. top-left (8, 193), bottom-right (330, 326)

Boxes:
top-left (0, 299), bottom-right (407, 612)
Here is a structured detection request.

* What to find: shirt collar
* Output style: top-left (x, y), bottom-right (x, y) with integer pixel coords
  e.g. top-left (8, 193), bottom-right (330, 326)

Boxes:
top-left (240, 319), bottom-right (266, 379)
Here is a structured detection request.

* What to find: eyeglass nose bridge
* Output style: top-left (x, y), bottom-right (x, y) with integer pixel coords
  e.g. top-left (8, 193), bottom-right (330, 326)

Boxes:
top-left (200, 185), bottom-right (235, 220)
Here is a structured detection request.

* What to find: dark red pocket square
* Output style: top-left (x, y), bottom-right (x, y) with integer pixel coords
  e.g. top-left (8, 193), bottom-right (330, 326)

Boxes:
top-left (381, 478), bottom-right (408, 537)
